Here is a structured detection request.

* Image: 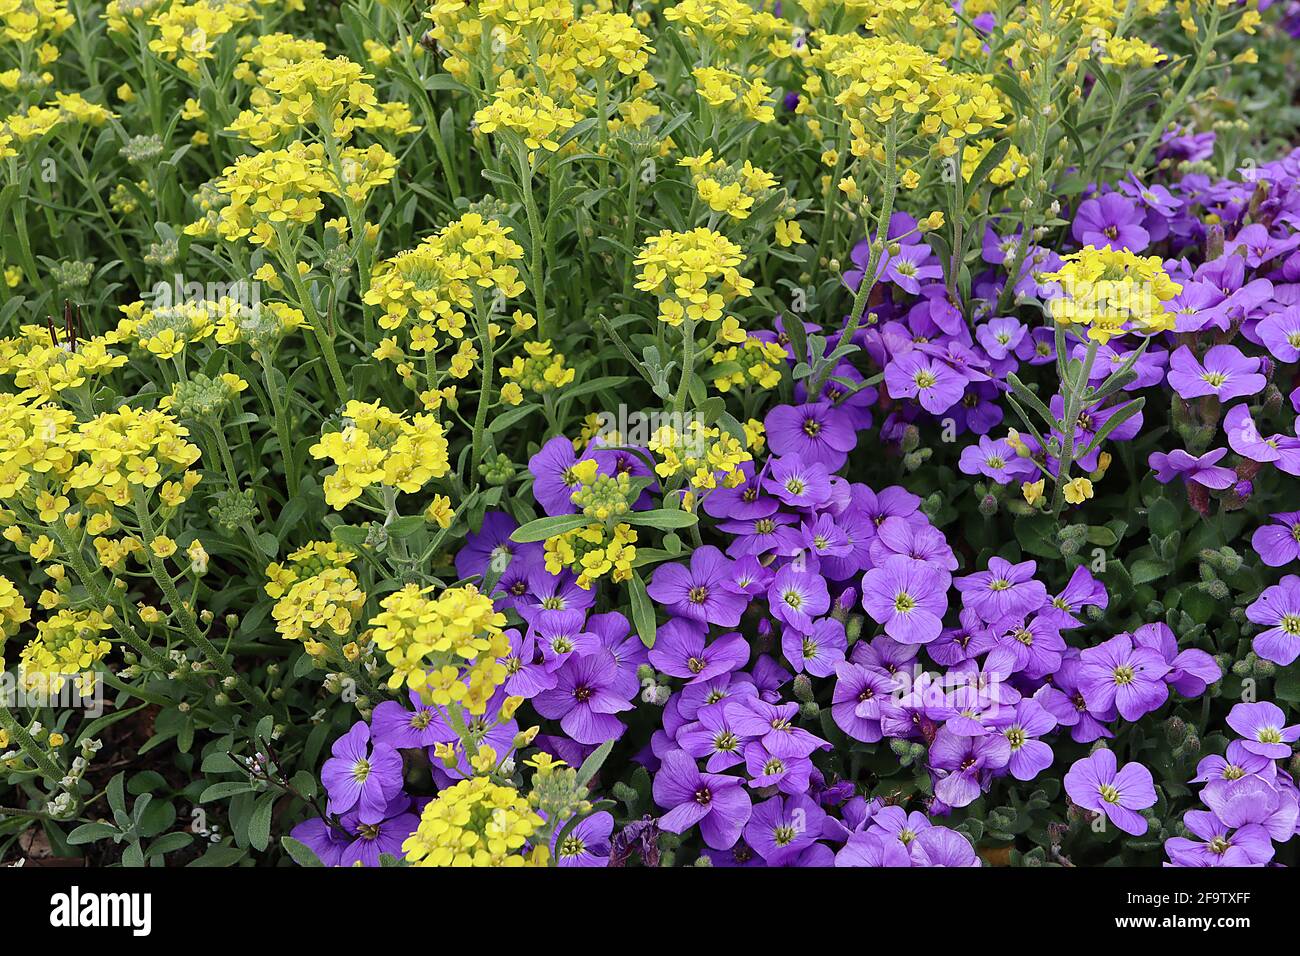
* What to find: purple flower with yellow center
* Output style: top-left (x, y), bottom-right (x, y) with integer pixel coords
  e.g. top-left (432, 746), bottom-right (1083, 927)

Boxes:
top-left (370, 692), bottom-right (456, 750)
top-left (881, 242), bottom-right (943, 294)
top-left (648, 617), bottom-right (750, 683)
top-left (1078, 633), bottom-right (1170, 721)
top-left (867, 515), bottom-right (958, 575)
top-left (975, 316), bottom-right (1027, 361)
top-left (335, 797), bottom-right (419, 867)
top-left (534, 609), bottom-right (598, 672)
top-left (1129, 622), bottom-right (1222, 697)
top-left (533, 649), bottom-right (634, 745)
top-left (764, 401), bottom-right (857, 471)
top-left (646, 545), bottom-right (748, 627)
top-left (652, 749), bottom-right (752, 850)
top-left (1246, 575), bottom-right (1300, 666)
top-left (1225, 404), bottom-right (1300, 472)
top-left (959, 435), bottom-right (1037, 484)
top-left (835, 829), bottom-right (913, 867)
top-left (763, 456), bottom-right (832, 510)
top-left (727, 698), bottom-right (827, 758)
top-left (498, 627), bottom-right (557, 698)
top-left (742, 741), bottom-right (815, 794)
top-left (831, 661), bottom-right (899, 743)
top-left (1063, 749), bottom-right (1157, 835)
top-left (855, 483), bottom-right (922, 529)
top-left (928, 725), bottom-right (1010, 808)
top-left (993, 614), bottom-right (1065, 679)
top-left (885, 352), bottom-right (965, 415)
top-left (720, 511), bottom-right (797, 560)
top-left (1226, 701), bottom-right (1298, 759)
top-left (1201, 773), bottom-right (1299, 843)
top-left (1165, 809), bottom-right (1275, 867)
top-left (955, 556), bottom-right (1047, 625)
top-left (320, 721), bottom-right (404, 825)
top-left (1252, 512), bottom-right (1300, 567)
top-left (590, 611), bottom-right (647, 698)
top-left (702, 462), bottom-right (778, 520)
top-left (1167, 344), bottom-right (1266, 401)
top-left (722, 556), bottom-right (775, 597)
top-left (519, 569), bottom-right (596, 628)
top-left (1048, 394), bottom-right (1144, 473)
top-left (745, 794), bottom-right (827, 865)
top-left (1038, 652), bottom-right (1115, 743)
top-left (992, 699), bottom-right (1056, 780)
top-left (552, 811), bottom-right (614, 867)
top-left (1042, 565), bottom-right (1109, 629)
top-left (1072, 192), bottom-right (1150, 251)
top-left (781, 617), bottom-right (847, 677)
top-left (676, 703), bottom-right (754, 772)
top-left (1258, 305), bottom-right (1300, 363)
top-left (528, 435), bottom-right (583, 515)
top-left (454, 511), bottom-right (542, 582)
top-left (1148, 447), bottom-right (1237, 490)
top-left (768, 564), bottom-right (830, 632)
top-left (1192, 741), bottom-right (1276, 792)
top-left (861, 555), bottom-right (949, 645)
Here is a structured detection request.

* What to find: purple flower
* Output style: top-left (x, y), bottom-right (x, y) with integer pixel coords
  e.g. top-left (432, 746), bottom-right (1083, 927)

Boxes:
top-left (370, 693), bottom-right (456, 750)
top-left (533, 649), bottom-right (634, 744)
top-left (1246, 576), bottom-right (1300, 667)
top-left (959, 435), bottom-right (1036, 483)
top-left (320, 721), bottom-right (405, 825)
top-left (1252, 513), bottom-right (1300, 568)
top-left (1063, 749), bottom-right (1157, 835)
top-left (534, 610), bottom-right (599, 672)
top-left (1042, 565), bottom-right (1109, 629)
top-left (652, 749), bottom-right (752, 850)
top-left (1039, 652), bottom-right (1115, 743)
top-left (1148, 447), bottom-right (1237, 489)
top-left (764, 401), bottom-right (858, 471)
top-left (743, 741), bottom-right (815, 794)
top-left (1165, 810), bottom-right (1275, 867)
top-left (831, 661), bottom-right (899, 743)
top-left (1166, 345), bottom-right (1265, 401)
top-left (884, 352), bottom-right (965, 415)
top-left (648, 618), bottom-right (750, 683)
top-left (518, 568), bottom-right (596, 628)
top-left (676, 703), bottom-right (753, 772)
top-left (861, 555), bottom-right (949, 644)
top-left (553, 811), bottom-right (614, 867)
top-left (911, 827), bottom-right (981, 867)
top-left (728, 698), bottom-right (828, 759)
top-left (763, 457), bottom-right (832, 509)
top-left (975, 316), bottom-right (1027, 361)
top-left (1072, 193), bottom-right (1150, 251)
top-left (1129, 622), bottom-right (1222, 697)
top-left (454, 511), bottom-right (542, 581)
top-left (928, 725), bottom-right (1010, 808)
top-left (528, 436), bottom-right (582, 515)
top-left (1224, 403), bottom-right (1300, 471)
top-left (836, 828), bottom-right (913, 867)
top-left (781, 617), bottom-right (847, 677)
top-left (1258, 305), bottom-right (1300, 363)
top-left (993, 699), bottom-right (1056, 780)
top-left (335, 798), bottom-right (419, 867)
top-left (744, 793), bottom-right (827, 865)
top-left (955, 556), bottom-right (1047, 624)
top-left (702, 463), bottom-right (778, 520)
top-left (288, 817), bottom-right (353, 867)
top-left (768, 564), bottom-right (830, 632)
top-left (1078, 634), bottom-right (1170, 721)
top-left (1226, 701), bottom-right (1299, 759)
top-left (647, 545), bottom-right (748, 627)
top-left (867, 515), bottom-right (957, 574)
top-left (881, 242), bottom-right (943, 294)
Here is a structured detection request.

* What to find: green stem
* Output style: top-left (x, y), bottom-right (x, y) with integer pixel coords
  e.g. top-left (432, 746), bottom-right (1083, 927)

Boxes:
top-left (1050, 337), bottom-right (1101, 515)
top-left (1132, 10), bottom-right (1220, 171)
top-left (0, 707), bottom-right (64, 782)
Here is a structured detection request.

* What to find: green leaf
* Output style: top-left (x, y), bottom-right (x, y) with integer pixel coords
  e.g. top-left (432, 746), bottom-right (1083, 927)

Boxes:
top-left (511, 513), bottom-right (590, 543)
top-left (1079, 396), bottom-right (1145, 458)
top-left (576, 738), bottom-right (615, 788)
top-left (1148, 497), bottom-right (1180, 538)
top-left (67, 822), bottom-right (118, 845)
top-left (282, 834), bottom-right (324, 867)
top-left (248, 791), bottom-right (276, 852)
top-left (628, 569), bottom-right (657, 648)
top-left (199, 781), bottom-right (257, 803)
top-left (625, 509), bottom-right (698, 530)
top-left (1129, 558), bottom-right (1169, 586)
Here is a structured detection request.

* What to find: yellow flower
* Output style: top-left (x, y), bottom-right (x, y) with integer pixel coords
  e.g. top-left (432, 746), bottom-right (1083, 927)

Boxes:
top-left (1022, 479), bottom-right (1045, 506)
top-left (150, 535), bottom-right (177, 558)
top-left (1063, 477), bottom-right (1094, 505)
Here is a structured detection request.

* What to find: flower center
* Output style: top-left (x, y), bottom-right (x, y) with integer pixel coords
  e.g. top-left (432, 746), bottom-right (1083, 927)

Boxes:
top-left (542, 596), bottom-right (564, 609)
top-left (783, 590), bottom-right (803, 609)
top-left (914, 370), bottom-right (937, 389)
top-left (411, 711), bottom-right (432, 730)
top-left (574, 685), bottom-right (593, 702)
top-left (1257, 728), bottom-right (1282, 744)
top-left (1113, 664), bottom-right (1135, 686)
top-left (351, 758), bottom-right (371, 784)
top-left (715, 731), bottom-right (738, 752)
top-left (802, 418), bottom-right (822, 436)
top-left (1006, 728), bottom-right (1025, 749)
top-left (687, 656), bottom-right (707, 674)
top-left (560, 835), bottom-right (587, 857)
top-left (987, 455), bottom-right (1005, 469)
top-left (894, 591), bottom-right (916, 613)
top-left (1098, 783), bottom-right (1121, 804)
top-left (688, 585), bottom-right (709, 605)
top-left (694, 786), bottom-right (713, 806)
top-left (1282, 614), bottom-right (1300, 636)
top-left (988, 578), bottom-right (1011, 592)
top-left (755, 518), bottom-right (775, 534)
top-left (773, 825), bottom-right (798, 846)
top-left (1208, 836), bottom-right (1231, 856)
top-left (785, 478), bottom-right (806, 495)
top-left (1201, 371), bottom-right (1227, 388)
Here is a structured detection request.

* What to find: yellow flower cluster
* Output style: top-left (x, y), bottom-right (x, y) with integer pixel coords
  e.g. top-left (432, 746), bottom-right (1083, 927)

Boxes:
top-left (1041, 246), bottom-right (1182, 343)
top-left (663, 0), bottom-right (794, 55)
top-left (679, 150), bottom-right (777, 222)
top-left (0, 0), bottom-right (73, 44)
top-left (710, 336), bottom-right (788, 392)
top-left (648, 420), bottom-right (753, 492)
top-left (562, 12), bottom-right (654, 76)
top-left (402, 775), bottom-right (547, 867)
top-left (634, 228), bottom-right (753, 327)
top-left (692, 66), bottom-right (775, 123)
top-left (196, 140), bottom-right (396, 246)
top-left (544, 522), bottom-right (637, 589)
top-left (368, 583), bottom-right (509, 714)
top-left (265, 543), bottom-right (366, 649)
top-left (227, 53), bottom-right (418, 147)
top-left (497, 340), bottom-right (575, 394)
top-left (364, 213), bottom-right (525, 355)
top-left (309, 399), bottom-right (450, 510)
top-left (17, 606), bottom-right (112, 694)
top-left (473, 86), bottom-right (582, 153)
top-left (146, 0), bottom-right (259, 77)
top-left (0, 574), bottom-right (30, 671)
top-left (0, 326), bottom-right (128, 403)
